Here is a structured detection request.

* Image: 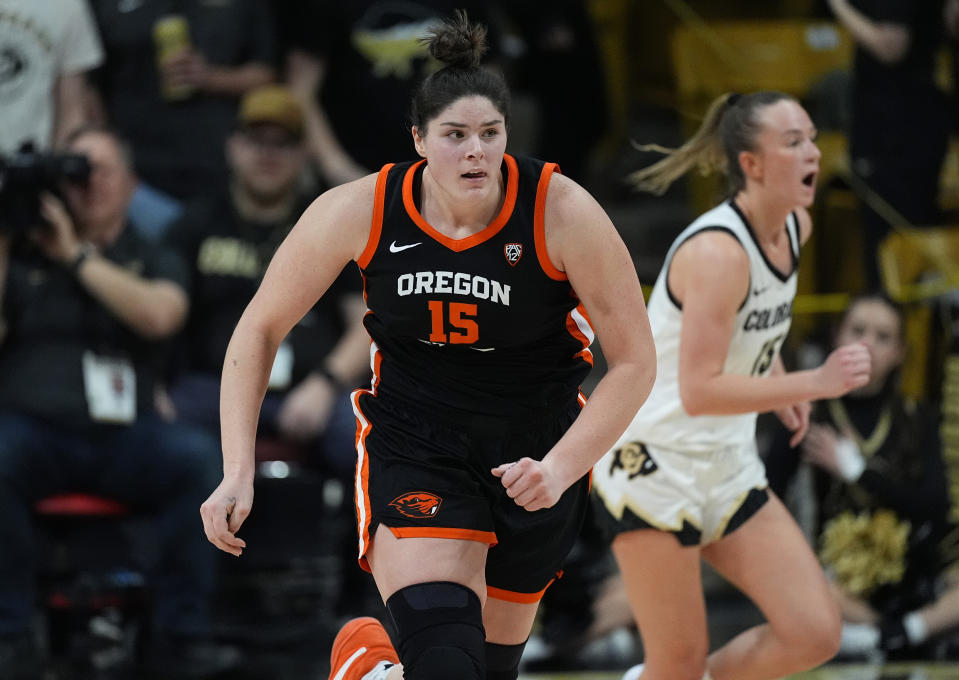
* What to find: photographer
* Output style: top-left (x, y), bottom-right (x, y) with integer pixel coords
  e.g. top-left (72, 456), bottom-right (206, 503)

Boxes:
top-left (0, 126), bottom-right (239, 680)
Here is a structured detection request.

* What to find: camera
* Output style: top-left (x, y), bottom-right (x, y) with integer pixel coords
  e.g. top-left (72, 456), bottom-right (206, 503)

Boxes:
top-left (0, 142), bottom-right (91, 233)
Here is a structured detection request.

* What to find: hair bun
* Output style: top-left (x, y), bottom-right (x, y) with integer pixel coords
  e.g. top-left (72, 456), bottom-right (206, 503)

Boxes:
top-left (423, 9), bottom-right (487, 69)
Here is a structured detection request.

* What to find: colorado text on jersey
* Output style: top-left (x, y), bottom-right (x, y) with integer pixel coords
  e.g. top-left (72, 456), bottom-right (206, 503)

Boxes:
top-left (743, 301), bottom-right (792, 331)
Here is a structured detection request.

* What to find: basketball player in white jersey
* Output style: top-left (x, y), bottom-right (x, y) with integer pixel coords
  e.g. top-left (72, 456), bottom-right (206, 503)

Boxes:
top-left (592, 92), bottom-right (872, 680)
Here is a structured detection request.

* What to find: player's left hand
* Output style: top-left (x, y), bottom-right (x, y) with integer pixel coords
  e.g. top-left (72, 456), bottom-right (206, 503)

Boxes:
top-left (491, 457), bottom-right (564, 512)
top-left (774, 400), bottom-right (811, 447)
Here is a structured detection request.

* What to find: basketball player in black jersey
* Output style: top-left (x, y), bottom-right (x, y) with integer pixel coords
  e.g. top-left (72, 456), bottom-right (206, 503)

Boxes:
top-left (199, 11), bottom-right (656, 680)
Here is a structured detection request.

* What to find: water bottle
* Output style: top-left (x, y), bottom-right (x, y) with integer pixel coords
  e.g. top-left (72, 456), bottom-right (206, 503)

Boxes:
top-left (153, 15), bottom-right (193, 101)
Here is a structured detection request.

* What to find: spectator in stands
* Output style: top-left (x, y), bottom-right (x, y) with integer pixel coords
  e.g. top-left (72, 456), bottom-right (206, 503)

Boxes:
top-left (164, 84), bottom-right (369, 485)
top-left (0, 126), bottom-right (238, 680)
top-left (88, 0), bottom-right (276, 235)
top-left (766, 292), bottom-right (959, 660)
top-left (0, 0), bottom-right (104, 153)
top-left (275, 0), bottom-right (492, 187)
top-left (827, 0), bottom-right (950, 289)
top-left (495, 0), bottom-right (609, 184)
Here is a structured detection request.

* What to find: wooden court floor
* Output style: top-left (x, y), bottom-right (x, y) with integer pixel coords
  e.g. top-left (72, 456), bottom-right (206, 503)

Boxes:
top-left (520, 662), bottom-right (959, 679)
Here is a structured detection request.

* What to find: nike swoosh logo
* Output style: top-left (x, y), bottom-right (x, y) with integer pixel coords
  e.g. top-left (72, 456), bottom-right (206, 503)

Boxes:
top-left (753, 287), bottom-right (770, 296)
top-left (390, 241), bottom-right (421, 253)
top-left (117, 0), bottom-right (144, 12)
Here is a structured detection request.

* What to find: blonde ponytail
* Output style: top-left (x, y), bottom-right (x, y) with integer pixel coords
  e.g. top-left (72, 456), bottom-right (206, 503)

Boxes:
top-left (630, 91), bottom-right (794, 196)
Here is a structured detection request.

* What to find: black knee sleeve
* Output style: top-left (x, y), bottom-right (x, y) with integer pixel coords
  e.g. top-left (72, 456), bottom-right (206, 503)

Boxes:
top-left (485, 640), bottom-right (526, 680)
top-left (386, 581), bottom-right (486, 680)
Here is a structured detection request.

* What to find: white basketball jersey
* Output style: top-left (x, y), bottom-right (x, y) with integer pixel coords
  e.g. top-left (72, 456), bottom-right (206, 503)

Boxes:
top-left (624, 200), bottom-right (799, 453)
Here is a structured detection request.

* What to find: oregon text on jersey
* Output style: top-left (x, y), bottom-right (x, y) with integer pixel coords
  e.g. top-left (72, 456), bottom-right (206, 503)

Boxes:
top-left (396, 270), bottom-right (511, 306)
top-left (355, 155), bottom-right (593, 417)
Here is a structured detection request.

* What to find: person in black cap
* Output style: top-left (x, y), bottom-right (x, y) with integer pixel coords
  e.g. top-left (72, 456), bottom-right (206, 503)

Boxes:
top-left (165, 83), bottom-right (370, 504)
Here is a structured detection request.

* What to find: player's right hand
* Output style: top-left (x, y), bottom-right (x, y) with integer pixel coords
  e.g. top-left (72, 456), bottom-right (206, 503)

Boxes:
top-left (817, 342), bottom-right (871, 398)
top-left (491, 457), bottom-right (564, 512)
top-left (200, 477), bottom-right (253, 556)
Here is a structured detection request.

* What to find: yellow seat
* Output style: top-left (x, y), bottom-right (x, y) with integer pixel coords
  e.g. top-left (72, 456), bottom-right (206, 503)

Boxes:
top-left (671, 19), bottom-right (853, 105)
top-left (879, 227), bottom-right (959, 302)
top-left (878, 227), bottom-right (959, 400)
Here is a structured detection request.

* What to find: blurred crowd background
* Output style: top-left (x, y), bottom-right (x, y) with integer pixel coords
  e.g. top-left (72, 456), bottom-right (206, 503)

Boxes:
top-left (3, 0), bottom-right (959, 678)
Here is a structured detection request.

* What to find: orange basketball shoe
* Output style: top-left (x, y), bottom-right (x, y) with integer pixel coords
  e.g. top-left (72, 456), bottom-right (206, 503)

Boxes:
top-left (329, 617), bottom-right (400, 680)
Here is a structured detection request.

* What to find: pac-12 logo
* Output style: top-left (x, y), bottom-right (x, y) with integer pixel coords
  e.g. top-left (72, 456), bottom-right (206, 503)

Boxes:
top-left (504, 243), bottom-right (523, 266)
top-left (389, 491), bottom-right (443, 518)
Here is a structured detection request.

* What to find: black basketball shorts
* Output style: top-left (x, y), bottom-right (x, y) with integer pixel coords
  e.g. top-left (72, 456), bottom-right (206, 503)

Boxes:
top-left (350, 389), bottom-right (589, 603)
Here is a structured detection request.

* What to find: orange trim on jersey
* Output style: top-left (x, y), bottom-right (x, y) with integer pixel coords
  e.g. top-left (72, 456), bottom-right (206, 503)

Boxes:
top-left (353, 345), bottom-right (385, 573)
top-left (401, 155), bottom-right (520, 252)
top-left (533, 162), bottom-right (566, 281)
top-left (357, 163), bottom-right (394, 269)
top-left (351, 388), bottom-right (375, 573)
top-left (388, 526), bottom-right (498, 544)
top-left (487, 578), bottom-right (557, 604)
top-left (566, 302), bottom-right (594, 366)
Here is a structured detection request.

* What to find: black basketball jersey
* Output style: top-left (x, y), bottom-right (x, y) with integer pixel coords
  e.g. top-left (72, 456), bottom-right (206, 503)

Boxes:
top-left (357, 154), bottom-right (593, 420)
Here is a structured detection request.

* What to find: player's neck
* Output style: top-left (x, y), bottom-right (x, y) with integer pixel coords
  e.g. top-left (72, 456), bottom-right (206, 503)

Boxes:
top-left (733, 192), bottom-right (791, 245)
top-left (420, 166), bottom-right (504, 239)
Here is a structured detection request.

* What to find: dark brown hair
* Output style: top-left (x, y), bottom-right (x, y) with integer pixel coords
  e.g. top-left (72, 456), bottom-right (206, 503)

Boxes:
top-left (410, 10), bottom-right (510, 134)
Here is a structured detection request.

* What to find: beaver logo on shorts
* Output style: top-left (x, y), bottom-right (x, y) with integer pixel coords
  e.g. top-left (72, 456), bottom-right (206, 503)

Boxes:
top-left (610, 441), bottom-right (658, 479)
top-left (504, 243), bottom-right (523, 266)
top-left (389, 491), bottom-right (443, 519)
